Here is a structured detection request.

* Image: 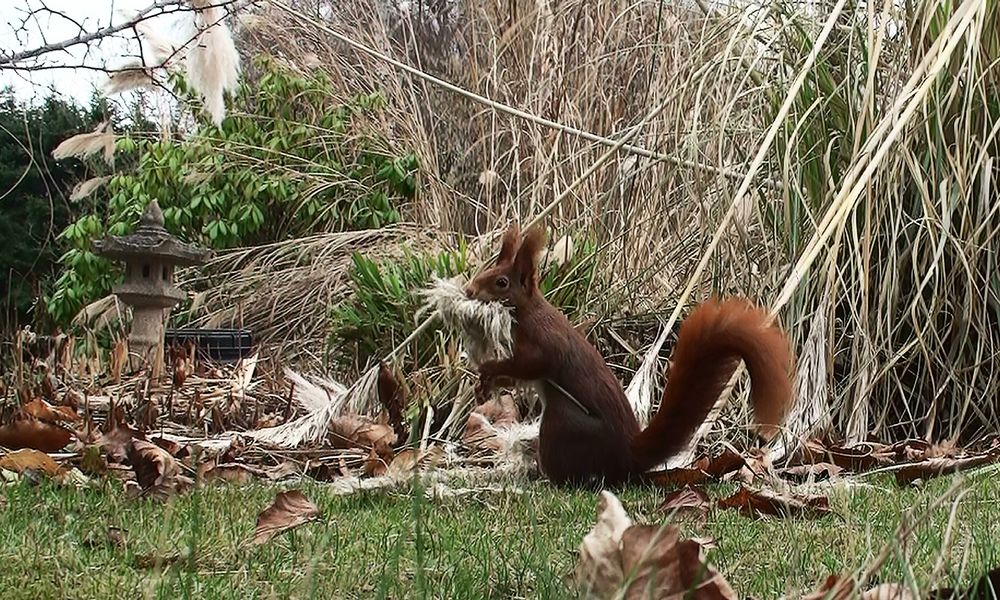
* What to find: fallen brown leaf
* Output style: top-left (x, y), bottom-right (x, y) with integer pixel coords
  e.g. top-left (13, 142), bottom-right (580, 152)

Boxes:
top-left (22, 398), bottom-right (80, 424)
top-left (620, 525), bottom-right (737, 600)
top-left (657, 486), bottom-right (711, 521)
top-left (894, 453), bottom-right (999, 486)
top-left (127, 439), bottom-right (185, 500)
top-left (738, 448), bottom-right (774, 482)
top-left (0, 418), bottom-right (72, 452)
top-left (0, 448), bottom-right (64, 477)
top-left (386, 446), bottom-right (446, 478)
top-left (647, 458), bottom-right (712, 487)
top-left (328, 415), bottom-right (396, 455)
top-left (718, 486), bottom-right (832, 519)
top-left (362, 446), bottom-right (388, 477)
top-left (796, 439), bottom-right (894, 473)
top-left (249, 489), bottom-right (321, 545)
top-left (198, 461), bottom-right (264, 485)
top-left (575, 491), bottom-right (736, 600)
top-left (151, 436), bottom-right (189, 459)
top-left (462, 394), bottom-right (520, 453)
top-left (704, 448), bottom-right (747, 478)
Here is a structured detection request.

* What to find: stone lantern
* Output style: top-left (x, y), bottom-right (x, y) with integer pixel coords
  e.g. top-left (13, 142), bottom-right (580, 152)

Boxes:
top-left (93, 200), bottom-right (212, 373)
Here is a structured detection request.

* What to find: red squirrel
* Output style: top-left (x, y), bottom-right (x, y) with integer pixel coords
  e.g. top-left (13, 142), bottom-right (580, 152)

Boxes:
top-left (464, 224), bottom-right (794, 488)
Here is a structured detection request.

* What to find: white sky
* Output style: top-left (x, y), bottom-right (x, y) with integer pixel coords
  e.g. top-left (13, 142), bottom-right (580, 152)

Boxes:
top-left (0, 0), bottom-right (176, 106)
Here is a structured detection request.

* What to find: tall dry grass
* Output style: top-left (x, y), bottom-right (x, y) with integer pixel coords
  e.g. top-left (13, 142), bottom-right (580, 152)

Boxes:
top-left (189, 0), bottom-right (998, 444)
top-left (237, 0), bottom-right (776, 311)
top-left (765, 0), bottom-right (1000, 443)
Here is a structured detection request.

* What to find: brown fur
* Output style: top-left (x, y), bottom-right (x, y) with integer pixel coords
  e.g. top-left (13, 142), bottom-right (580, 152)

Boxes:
top-left (466, 224), bottom-right (794, 488)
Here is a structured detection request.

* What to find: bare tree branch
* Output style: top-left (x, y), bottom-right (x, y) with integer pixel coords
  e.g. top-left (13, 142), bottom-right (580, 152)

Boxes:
top-left (0, 0), bottom-right (244, 71)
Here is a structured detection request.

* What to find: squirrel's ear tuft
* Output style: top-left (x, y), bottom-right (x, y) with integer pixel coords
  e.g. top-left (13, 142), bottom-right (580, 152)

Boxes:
top-left (498, 223), bottom-right (521, 263)
top-left (514, 224), bottom-right (547, 287)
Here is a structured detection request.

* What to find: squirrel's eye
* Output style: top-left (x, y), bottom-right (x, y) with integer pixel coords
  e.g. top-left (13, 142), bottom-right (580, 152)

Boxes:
top-left (495, 276), bottom-right (509, 289)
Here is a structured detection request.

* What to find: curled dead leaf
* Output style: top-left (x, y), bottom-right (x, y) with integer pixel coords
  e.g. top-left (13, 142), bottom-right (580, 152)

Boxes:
top-left (794, 439), bottom-right (894, 473)
top-left (648, 456), bottom-right (712, 487)
top-left (575, 491), bottom-right (735, 600)
top-left (0, 448), bottom-right (64, 477)
top-left (718, 486), bottom-right (832, 519)
top-left (22, 398), bottom-right (80, 424)
top-left (363, 446), bottom-right (389, 477)
top-left (98, 423), bottom-right (137, 464)
top-left (704, 448), bottom-right (747, 478)
top-left (0, 418), bottom-right (73, 452)
top-left (127, 439), bottom-right (186, 500)
top-left (620, 525), bottom-right (736, 600)
top-left (198, 461), bottom-right (262, 485)
top-left (737, 448), bottom-right (774, 483)
top-left (151, 436), bottom-right (189, 459)
top-left (895, 453), bottom-right (999, 486)
top-left (328, 415), bottom-right (396, 455)
top-left (657, 486), bottom-right (711, 522)
top-left (462, 394), bottom-right (520, 454)
top-left (386, 446), bottom-right (446, 479)
top-left (249, 489), bottom-right (321, 545)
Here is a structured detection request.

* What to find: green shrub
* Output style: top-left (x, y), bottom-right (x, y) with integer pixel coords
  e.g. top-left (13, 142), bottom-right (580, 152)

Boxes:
top-left (328, 232), bottom-right (598, 375)
top-left (328, 243), bottom-right (470, 373)
top-left (46, 56), bottom-right (418, 325)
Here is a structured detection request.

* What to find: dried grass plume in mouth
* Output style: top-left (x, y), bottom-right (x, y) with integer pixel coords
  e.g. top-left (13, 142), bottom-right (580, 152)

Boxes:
top-left (417, 277), bottom-right (514, 367)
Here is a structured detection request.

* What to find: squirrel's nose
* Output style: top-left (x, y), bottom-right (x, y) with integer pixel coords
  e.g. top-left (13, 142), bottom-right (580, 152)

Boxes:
top-left (464, 286), bottom-right (474, 299)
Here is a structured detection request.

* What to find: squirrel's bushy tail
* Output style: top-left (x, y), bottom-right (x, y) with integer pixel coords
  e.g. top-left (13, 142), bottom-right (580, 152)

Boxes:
top-left (630, 298), bottom-right (793, 472)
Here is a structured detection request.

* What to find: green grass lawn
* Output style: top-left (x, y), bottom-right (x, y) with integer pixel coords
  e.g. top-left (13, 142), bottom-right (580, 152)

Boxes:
top-left (2, 469), bottom-right (998, 599)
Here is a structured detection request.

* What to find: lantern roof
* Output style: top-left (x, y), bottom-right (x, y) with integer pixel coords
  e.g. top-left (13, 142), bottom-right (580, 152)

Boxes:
top-left (93, 200), bottom-right (212, 266)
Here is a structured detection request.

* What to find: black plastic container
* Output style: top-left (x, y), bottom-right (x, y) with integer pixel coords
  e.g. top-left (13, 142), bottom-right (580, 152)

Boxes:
top-left (164, 328), bottom-right (253, 363)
